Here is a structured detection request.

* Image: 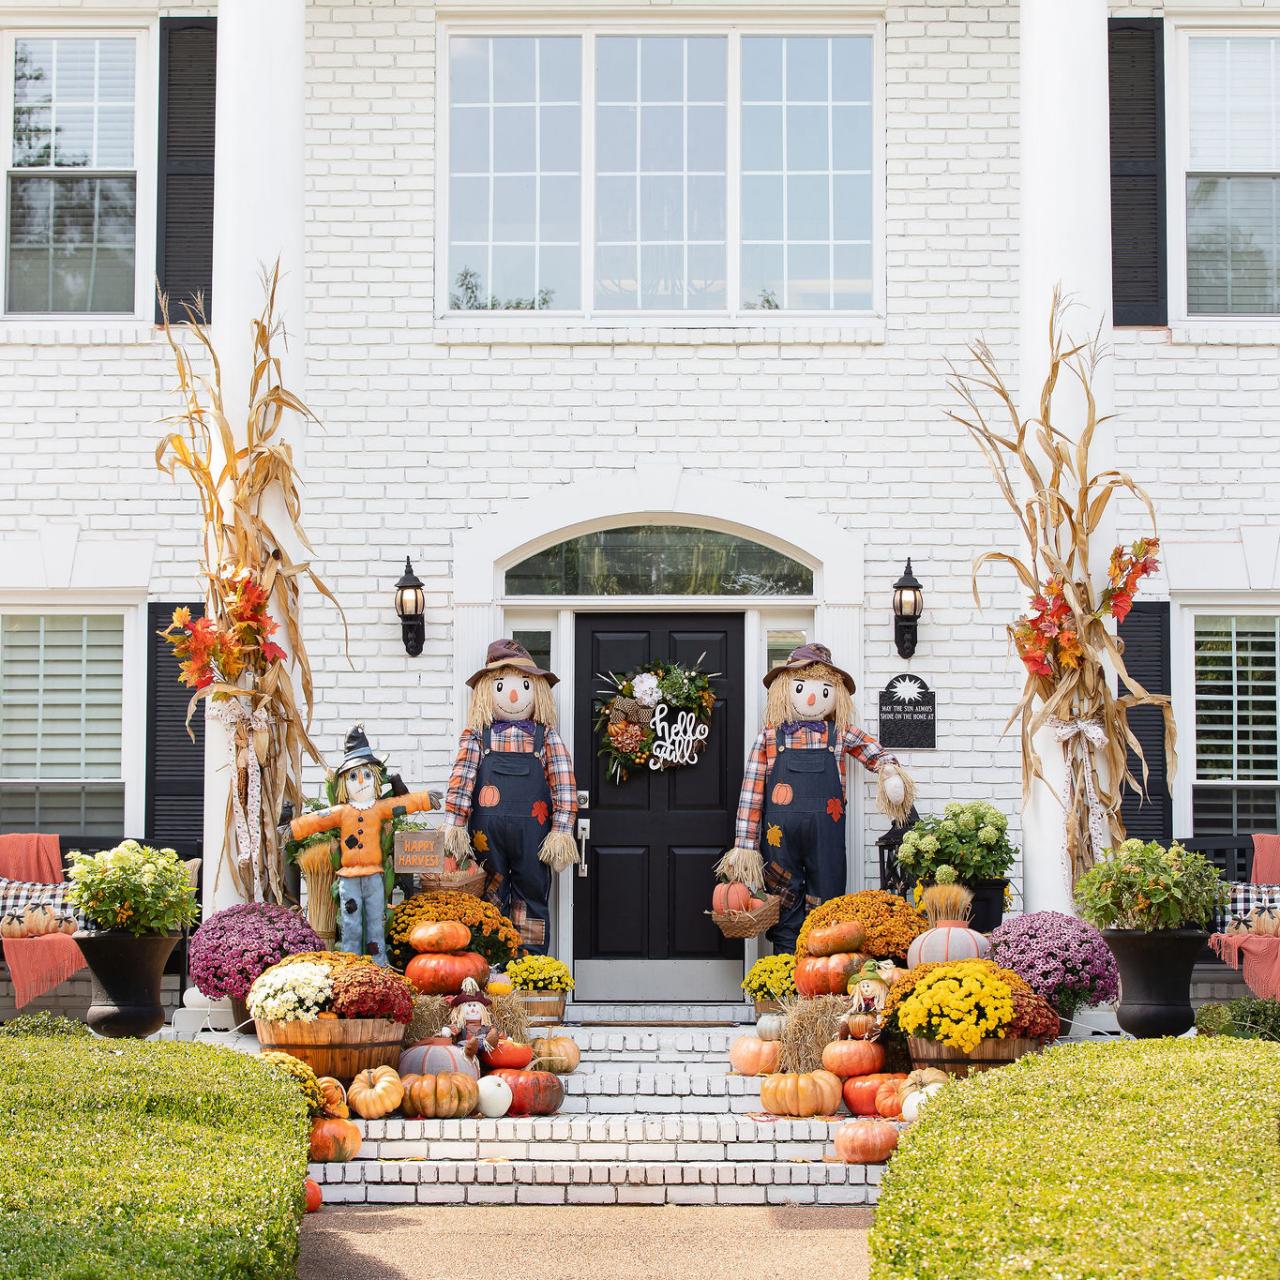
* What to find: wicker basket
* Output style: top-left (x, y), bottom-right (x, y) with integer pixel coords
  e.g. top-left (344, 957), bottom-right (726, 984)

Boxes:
top-left (417, 863), bottom-right (487, 897)
top-left (515, 990), bottom-right (567, 1026)
top-left (255, 1017), bottom-right (405, 1081)
top-left (709, 893), bottom-right (781, 940)
top-left (907, 1035), bottom-right (1045, 1079)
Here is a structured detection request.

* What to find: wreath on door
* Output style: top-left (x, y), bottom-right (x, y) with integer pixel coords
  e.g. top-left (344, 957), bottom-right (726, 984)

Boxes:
top-left (595, 658), bottom-right (717, 784)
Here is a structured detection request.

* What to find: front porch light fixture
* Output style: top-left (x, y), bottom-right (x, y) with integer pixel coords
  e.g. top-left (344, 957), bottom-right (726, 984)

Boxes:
top-left (892, 559), bottom-right (924, 659)
top-left (394, 557), bottom-right (425, 657)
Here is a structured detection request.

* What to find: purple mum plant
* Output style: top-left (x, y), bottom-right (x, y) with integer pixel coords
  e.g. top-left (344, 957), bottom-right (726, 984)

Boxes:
top-left (189, 902), bottom-right (322, 1000)
top-left (988, 910), bottom-right (1119, 1019)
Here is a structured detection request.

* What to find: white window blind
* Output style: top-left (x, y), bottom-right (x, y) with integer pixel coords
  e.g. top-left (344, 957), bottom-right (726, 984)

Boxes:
top-left (0, 613), bottom-right (125, 835)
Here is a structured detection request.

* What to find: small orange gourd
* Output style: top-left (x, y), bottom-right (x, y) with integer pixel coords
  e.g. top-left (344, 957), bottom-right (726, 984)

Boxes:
top-left (315, 1076), bottom-right (349, 1118)
top-left (348, 1066), bottom-right (405, 1120)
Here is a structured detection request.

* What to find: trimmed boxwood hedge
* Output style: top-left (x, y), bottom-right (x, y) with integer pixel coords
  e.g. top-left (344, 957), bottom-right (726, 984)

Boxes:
top-left (871, 1038), bottom-right (1280, 1280)
top-left (0, 1036), bottom-right (309, 1279)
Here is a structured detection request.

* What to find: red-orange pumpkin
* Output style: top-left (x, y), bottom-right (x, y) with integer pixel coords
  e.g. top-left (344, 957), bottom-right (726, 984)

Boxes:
top-left (805, 921), bottom-right (869, 957)
top-left (484, 1037), bottom-right (535, 1070)
top-left (770, 782), bottom-right (794, 805)
top-left (712, 882), bottom-right (753, 913)
top-left (308, 1116), bottom-right (363, 1163)
top-left (795, 951), bottom-right (869, 996)
top-left (875, 1079), bottom-right (904, 1119)
top-left (408, 920), bottom-right (472, 954)
top-left (843, 1013), bottom-right (878, 1041)
top-left (834, 1119), bottom-right (899, 1164)
top-left (490, 1068), bottom-right (565, 1116)
top-left (842, 1072), bottom-right (907, 1116)
top-left (405, 950), bottom-right (489, 995)
top-left (728, 1035), bottom-right (781, 1076)
top-left (821, 1038), bottom-right (886, 1080)
top-left (304, 1177), bottom-right (323, 1213)
top-left (477, 784), bottom-right (501, 808)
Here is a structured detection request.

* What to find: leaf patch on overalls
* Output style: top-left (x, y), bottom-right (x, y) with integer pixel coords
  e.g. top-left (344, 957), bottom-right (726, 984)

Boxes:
top-left (531, 800), bottom-right (549, 825)
top-left (472, 830), bottom-right (490, 853)
top-left (766, 823), bottom-right (783, 848)
top-left (826, 797), bottom-right (844, 822)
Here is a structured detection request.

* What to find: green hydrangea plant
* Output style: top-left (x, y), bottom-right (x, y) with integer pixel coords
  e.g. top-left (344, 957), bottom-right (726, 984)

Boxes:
top-left (896, 802), bottom-right (1017, 884)
top-left (66, 840), bottom-right (199, 937)
top-left (1075, 839), bottom-right (1228, 931)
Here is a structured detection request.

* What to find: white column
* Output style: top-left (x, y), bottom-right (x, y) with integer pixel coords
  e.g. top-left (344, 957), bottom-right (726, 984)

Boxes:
top-left (1019, 0), bottom-right (1116, 915)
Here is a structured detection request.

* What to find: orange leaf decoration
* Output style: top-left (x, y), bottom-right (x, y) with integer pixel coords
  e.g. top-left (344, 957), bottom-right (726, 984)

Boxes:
top-left (472, 830), bottom-right (490, 854)
top-left (826, 797), bottom-right (844, 823)
top-left (766, 823), bottom-right (783, 848)
top-left (531, 800), bottom-right (550, 825)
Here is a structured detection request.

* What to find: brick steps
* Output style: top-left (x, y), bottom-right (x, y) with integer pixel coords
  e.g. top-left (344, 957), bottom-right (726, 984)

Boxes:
top-left (560, 1071), bottom-right (761, 1114)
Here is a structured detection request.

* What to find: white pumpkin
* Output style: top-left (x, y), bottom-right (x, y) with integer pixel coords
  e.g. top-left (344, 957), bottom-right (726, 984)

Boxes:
top-left (755, 1013), bottom-right (785, 1042)
top-left (477, 1074), bottom-right (513, 1118)
top-left (907, 923), bottom-right (989, 969)
top-left (901, 1082), bottom-right (943, 1123)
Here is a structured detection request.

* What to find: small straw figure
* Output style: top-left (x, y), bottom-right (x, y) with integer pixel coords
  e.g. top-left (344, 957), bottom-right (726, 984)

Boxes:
top-left (440, 977), bottom-right (500, 1058)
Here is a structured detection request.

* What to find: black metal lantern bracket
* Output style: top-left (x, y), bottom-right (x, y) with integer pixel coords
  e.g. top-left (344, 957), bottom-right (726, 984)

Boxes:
top-left (394, 556), bottom-right (426, 657)
top-left (892, 559), bottom-right (924, 660)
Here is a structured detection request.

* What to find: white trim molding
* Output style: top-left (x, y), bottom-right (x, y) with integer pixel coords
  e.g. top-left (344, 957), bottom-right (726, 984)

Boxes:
top-left (1165, 527), bottom-right (1280, 595)
top-left (0, 524), bottom-right (155, 593)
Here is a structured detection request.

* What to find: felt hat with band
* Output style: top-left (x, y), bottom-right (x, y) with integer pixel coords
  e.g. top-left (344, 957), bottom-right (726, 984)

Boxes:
top-left (465, 638), bottom-right (560, 688)
top-left (761, 642), bottom-right (855, 694)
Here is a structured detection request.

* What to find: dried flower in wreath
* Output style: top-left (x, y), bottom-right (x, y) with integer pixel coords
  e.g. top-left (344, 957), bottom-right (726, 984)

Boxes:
top-left (947, 290), bottom-right (1176, 886)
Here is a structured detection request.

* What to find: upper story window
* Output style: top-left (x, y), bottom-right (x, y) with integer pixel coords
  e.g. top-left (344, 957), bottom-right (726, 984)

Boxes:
top-left (1185, 35), bottom-right (1280, 316)
top-left (442, 26), bottom-right (878, 319)
top-left (4, 32), bottom-right (141, 315)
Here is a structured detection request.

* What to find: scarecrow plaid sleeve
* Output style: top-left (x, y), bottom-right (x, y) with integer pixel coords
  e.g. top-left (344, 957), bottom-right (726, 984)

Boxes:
top-left (542, 727), bottom-right (578, 834)
top-left (840, 727), bottom-right (892, 772)
top-left (733, 729), bottom-right (776, 851)
top-left (444, 728), bottom-right (482, 829)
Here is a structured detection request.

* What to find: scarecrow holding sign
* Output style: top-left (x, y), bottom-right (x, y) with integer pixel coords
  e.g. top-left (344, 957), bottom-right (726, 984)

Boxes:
top-left (445, 639), bottom-right (578, 954)
top-left (718, 643), bottom-right (915, 952)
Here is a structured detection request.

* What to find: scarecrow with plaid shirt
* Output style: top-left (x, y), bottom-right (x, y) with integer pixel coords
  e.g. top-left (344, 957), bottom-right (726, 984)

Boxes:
top-left (445, 639), bottom-right (578, 954)
top-left (718, 643), bottom-right (916, 952)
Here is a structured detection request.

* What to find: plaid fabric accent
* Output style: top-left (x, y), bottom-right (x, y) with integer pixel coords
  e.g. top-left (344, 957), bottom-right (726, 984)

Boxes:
top-left (733, 724), bottom-right (892, 851)
top-left (509, 899), bottom-right (547, 949)
top-left (0, 877), bottom-right (80, 925)
top-left (446, 724), bottom-right (577, 834)
top-left (763, 859), bottom-right (797, 911)
top-left (1214, 883), bottom-right (1280, 932)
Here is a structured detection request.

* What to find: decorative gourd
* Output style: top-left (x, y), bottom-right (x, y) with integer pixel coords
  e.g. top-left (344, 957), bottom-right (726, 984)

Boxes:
top-left (399, 1040), bottom-right (482, 1080)
top-left (530, 1035), bottom-right (582, 1074)
top-left (874, 1079), bottom-right (903, 1119)
top-left (308, 1116), bottom-right (363, 1163)
top-left (348, 1065), bottom-right (405, 1120)
top-left (842, 1012), bottom-right (878, 1041)
top-left (906, 921), bottom-right (990, 969)
top-left (399, 1071), bottom-right (479, 1119)
top-left (770, 782), bottom-right (794, 806)
top-left (304, 1177), bottom-right (323, 1213)
top-left (477, 784), bottom-right (502, 808)
top-left (805, 921), bottom-right (868, 957)
top-left (821, 1038), bottom-right (886, 1079)
top-left (56, 912), bottom-right (77, 936)
top-left (408, 920), bottom-right (472, 954)
top-left (898, 1067), bottom-right (948, 1099)
top-left (22, 904), bottom-right (57, 937)
top-left (487, 977), bottom-right (515, 996)
top-left (405, 949), bottom-right (490, 995)
top-left (316, 1076), bottom-right (349, 1118)
top-left (842, 1072), bottom-right (907, 1116)
top-left (0, 914), bottom-right (25, 938)
top-left (759, 1070), bottom-right (843, 1118)
top-left (795, 952), bottom-right (869, 997)
top-left (755, 1012), bottom-right (785, 1042)
top-left (477, 1074), bottom-right (513, 1118)
top-left (483, 1038), bottom-right (535, 1070)
top-left (901, 1082), bottom-right (943, 1123)
top-left (834, 1118), bottom-right (899, 1164)
top-left (712, 882), bottom-right (753, 913)
top-left (490, 1068), bottom-right (564, 1116)
top-left (728, 1035), bottom-right (781, 1076)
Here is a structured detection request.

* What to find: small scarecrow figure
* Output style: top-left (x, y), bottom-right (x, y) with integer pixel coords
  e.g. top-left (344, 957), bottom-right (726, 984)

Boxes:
top-left (445, 639), bottom-right (578, 954)
top-left (847, 959), bottom-right (893, 1017)
top-left (718, 643), bottom-right (915, 951)
top-left (439, 977), bottom-right (500, 1059)
top-left (288, 725), bottom-right (435, 965)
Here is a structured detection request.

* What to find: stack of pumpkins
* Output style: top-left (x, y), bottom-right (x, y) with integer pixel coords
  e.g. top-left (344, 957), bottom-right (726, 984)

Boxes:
top-left (727, 1009), bottom-right (785, 1076)
top-left (795, 920), bottom-right (871, 997)
top-left (403, 921), bottom-right (490, 995)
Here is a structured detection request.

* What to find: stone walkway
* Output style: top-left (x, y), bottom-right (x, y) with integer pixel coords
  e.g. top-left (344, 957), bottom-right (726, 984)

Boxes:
top-left (299, 1205), bottom-right (873, 1279)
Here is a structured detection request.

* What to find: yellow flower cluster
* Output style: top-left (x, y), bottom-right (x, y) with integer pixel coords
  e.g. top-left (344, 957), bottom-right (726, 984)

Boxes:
top-left (741, 953), bottom-right (797, 1000)
top-left (896, 960), bottom-right (1017, 1054)
top-left (505, 955), bottom-right (574, 992)
top-left (271, 950), bottom-right (374, 976)
top-left (795, 890), bottom-right (926, 960)
top-left (387, 891), bottom-right (521, 968)
top-left (259, 1050), bottom-right (325, 1116)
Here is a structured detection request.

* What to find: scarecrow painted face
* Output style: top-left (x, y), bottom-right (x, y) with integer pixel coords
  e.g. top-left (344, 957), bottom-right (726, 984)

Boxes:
top-left (456, 999), bottom-right (487, 1024)
top-left (788, 675), bottom-right (836, 721)
top-left (341, 762), bottom-right (379, 805)
top-left (492, 671), bottom-right (536, 721)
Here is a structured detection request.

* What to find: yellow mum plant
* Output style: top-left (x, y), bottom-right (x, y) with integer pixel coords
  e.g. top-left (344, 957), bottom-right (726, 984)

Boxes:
top-left (388, 891), bottom-right (521, 969)
top-left (741, 954), bottom-right (797, 1001)
top-left (505, 956), bottom-right (574, 992)
top-left (796, 890), bottom-right (926, 960)
top-left (896, 960), bottom-right (1017, 1055)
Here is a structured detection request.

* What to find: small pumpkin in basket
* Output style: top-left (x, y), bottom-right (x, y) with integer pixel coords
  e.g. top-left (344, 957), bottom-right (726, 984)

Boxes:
top-left (348, 1065), bottom-right (405, 1120)
top-left (712, 882), bottom-right (753, 913)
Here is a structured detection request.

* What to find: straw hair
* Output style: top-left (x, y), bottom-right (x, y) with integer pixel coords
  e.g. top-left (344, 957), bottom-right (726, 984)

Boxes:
top-left (921, 883), bottom-right (973, 927)
top-left (764, 663), bottom-right (854, 733)
top-left (467, 669), bottom-right (559, 731)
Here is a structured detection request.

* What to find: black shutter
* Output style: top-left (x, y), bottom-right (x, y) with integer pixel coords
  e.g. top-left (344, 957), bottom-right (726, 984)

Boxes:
top-left (1109, 19), bottom-right (1167, 327)
top-left (1118, 601), bottom-right (1173, 842)
top-left (145, 602), bottom-right (205, 858)
top-left (155, 18), bottom-right (217, 324)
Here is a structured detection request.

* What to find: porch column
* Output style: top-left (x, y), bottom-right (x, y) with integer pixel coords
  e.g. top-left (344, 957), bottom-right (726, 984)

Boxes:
top-left (1018, 0), bottom-right (1116, 914)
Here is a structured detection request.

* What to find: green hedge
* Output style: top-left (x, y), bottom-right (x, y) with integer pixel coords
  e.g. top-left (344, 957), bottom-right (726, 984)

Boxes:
top-left (871, 1038), bottom-right (1280, 1280)
top-left (0, 1037), bottom-right (309, 1279)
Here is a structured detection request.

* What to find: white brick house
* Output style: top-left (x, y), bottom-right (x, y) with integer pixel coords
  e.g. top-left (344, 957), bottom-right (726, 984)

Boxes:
top-left (0, 0), bottom-right (1276, 1008)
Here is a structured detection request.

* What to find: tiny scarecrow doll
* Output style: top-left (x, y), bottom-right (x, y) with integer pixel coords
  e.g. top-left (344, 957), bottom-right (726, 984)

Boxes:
top-left (445, 639), bottom-right (578, 954)
top-left (438, 977), bottom-right (500, 1059)
top-left (718, 643), bottom-right (915, 952)
top-left (288, 725), bottom-right (435, 965)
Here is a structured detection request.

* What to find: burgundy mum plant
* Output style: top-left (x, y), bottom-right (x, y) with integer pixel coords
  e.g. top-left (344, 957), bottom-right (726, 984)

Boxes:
top-left (189, 902), bottom-right (322, 999)
top-left (988, 910), bottom-right (1119, 1019)
top-left (330, 965), bottom-right (414, 1023)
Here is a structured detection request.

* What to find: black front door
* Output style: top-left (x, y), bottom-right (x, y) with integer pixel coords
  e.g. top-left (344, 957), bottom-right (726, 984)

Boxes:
top-left (573, 613), bottom-right (745, 1001)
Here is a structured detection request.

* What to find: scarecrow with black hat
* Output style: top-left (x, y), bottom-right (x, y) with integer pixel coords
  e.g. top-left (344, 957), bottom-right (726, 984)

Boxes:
top-left (717, 643), bottom-right (915, 951)
top-left (445, 639), bottom-right (578, 954)
top-left (288, 724), bottom-right (436, 965)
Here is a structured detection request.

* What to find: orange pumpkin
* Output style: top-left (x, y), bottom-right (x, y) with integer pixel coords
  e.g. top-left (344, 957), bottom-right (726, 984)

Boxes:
top-left (834, 1118), bottom-right (899, 1164)
top-left (760, 1069), bottom-right (843, 1118)
top-left (875, 1079), bottom-right (904, 1119)
top-left (842, 1072), bottom-right (907, 1116)
top-left (477, 784), bottom-right (502, 808)
top-left (316, 1076), bottom-right (349, 1118)
top-left (728, 1035), bottom-right (781, 1076)
top-left (795, 952), bottom-right (869, 996)
top-left (843, 1013), bottom-right (878, 1041)
top-left (399, 1071), bottom-right (480, 1119)
top-left (771, 782), bottom-right (794, 805)
top-left (805, 921), bottom-right (869, 957)
top-left (821, 1038), bottom-right (886, 1079)
top-left (308, 1116), bottom-right (363, 1162)
top-left (484, 1038), bottom-right (535, 1070)
top-left (712, 882), bottom-right (753, 913)
top-left (408, 920), bottom-right (472, 954)
top-left (348, 1065), bottom-right (405, 1120)
top-left (529, 1035), bottom-right (582, 1074)
top-left (304, 1177), bottom-right (323, 1213)
top-left (405, 950), bottom-right (490, 995)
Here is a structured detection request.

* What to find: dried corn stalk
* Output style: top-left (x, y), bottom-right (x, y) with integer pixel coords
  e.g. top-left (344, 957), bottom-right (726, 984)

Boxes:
top-left (948, 290), bottom-right (1177, 886)
top-left (156, 263), bottom-right (347, 903)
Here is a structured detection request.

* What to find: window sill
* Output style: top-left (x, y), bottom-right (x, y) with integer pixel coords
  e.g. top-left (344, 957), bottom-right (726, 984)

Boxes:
top-left (1168, 321), bottom-right (1280, 347)
top-left (429, 317), bottom-right (888, 347)
top-left (0, 319), bottom-right (161, 347)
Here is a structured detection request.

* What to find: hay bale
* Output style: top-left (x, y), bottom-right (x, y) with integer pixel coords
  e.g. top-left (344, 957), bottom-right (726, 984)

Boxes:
top-left (779, 994), bottom-right (848, 1073)
top-left (401, 990), bottom-right (531, 1047)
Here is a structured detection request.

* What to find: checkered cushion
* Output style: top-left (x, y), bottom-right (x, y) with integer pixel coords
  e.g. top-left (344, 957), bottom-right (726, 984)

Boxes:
top-left (1214, 883), bottom-right (1280, 932)
top-left (0, 877), bottom-right (80, 925)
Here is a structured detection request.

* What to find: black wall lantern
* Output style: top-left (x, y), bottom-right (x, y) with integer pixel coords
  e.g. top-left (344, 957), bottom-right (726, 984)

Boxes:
top-left (892, 559), bottom-right (924, 659)
top-left (394, 557), bottom-right (425, 657)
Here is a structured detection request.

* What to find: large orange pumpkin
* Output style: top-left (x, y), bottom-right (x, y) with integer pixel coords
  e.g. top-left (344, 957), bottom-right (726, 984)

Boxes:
top-left (759, 1069), bottom-right (843, 1117)
top-left (490, 1068), bottom-right (564, 1116)
top-left (805, 921), bottom-right (868, 957)
top-left (477, 785), bottom-right (501, 808)
top-left (348, 1065), bottom-right (405, 1120)
top-left (795, 952), bottom-right (869, 997)
top-left (821, 1038), bottom-right (886, 1079)
top-left (316, 1076), bottom-right (349, 1118)
top-left (408, 920), bottom-right (472, 954)
top-left (842, 1072), bottom-right (907, 1116)
top-left (530, 1035), bottom-right (581, 1074)
top-left (728, 1034), bottom-right (781, 1076)
top-left (399, 1071), bottom-right (480, 1119)
top-left (308, 1116), bottom-right (363, 1162)
top-left (712, 882), bottom-right (753, 913)
top-left (405, 950), bottom-right (489, 995)
top-left (770, 782), bottom-right (794, 805)
top-left (834, 1119), bottom-right (899, 1164)
top-left (483, 1038), bottom-right (535, 1070)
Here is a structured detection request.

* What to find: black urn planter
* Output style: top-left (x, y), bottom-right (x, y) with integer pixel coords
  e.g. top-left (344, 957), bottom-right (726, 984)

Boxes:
top-left (74, 931), bottom-right (179, 1038)
top-left (1103, 928), bottom-right (1207, 1039)
top-left (967, 878), bottom-right (1008, 934)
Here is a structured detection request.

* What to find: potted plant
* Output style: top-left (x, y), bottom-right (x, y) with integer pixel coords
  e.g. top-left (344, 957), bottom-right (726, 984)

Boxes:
top-left (66, 840), bottom-right (199, 1037)
top-left (188, 902), bottom-right (322, 1028)
top-left (895, 802), bottom-right (1017, 932)
top-left (1076, 839), bottom-right (1228, 1038)
top-left (741, 953), bottom-right (797, 1015)
top-left (504, 955), bottom-right (574, 1025)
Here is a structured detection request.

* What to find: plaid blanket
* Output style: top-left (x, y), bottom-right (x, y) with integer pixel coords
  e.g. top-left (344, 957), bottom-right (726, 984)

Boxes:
top-left (0, 877), bottom-right (81, 926)
top-left (1213, 883), bottom-right (1280, 932)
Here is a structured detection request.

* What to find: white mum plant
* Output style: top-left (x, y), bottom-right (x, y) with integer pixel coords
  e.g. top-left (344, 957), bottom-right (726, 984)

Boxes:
top-left (247, 961), bottom-right (333, 1023)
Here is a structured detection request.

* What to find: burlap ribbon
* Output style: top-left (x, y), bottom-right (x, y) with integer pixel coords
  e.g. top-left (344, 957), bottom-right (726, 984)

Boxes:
top-left (210, 698), bottom-right (271, 895)
top-left (1048, 716), bottom-right (1109, 867)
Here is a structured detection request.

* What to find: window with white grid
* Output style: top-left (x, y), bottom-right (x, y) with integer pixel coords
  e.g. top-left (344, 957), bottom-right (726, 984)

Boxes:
top-left (0, 613), bottom-right (125, 836)
top-left (1193, 614), bottom-right (1280, 836)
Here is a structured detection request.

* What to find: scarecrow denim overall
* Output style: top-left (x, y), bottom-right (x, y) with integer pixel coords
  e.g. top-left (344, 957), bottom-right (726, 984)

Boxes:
top-left (470, 724), bottom-right (553, 954)
top-left (762, 723), bottom-right (847, 951)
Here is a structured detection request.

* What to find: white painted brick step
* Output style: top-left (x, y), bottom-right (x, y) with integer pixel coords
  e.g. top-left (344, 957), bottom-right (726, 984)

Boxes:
top-left (560, 1071), bottom-right (761, 1114)
top-left (564, 1003), bottom-right (754, 1026)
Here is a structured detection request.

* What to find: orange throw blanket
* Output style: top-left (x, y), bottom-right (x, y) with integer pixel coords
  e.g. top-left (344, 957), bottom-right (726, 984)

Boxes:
top-left (1211, 932), bottom-right (1280, 1001)
top-left (1251, 834), bottom-right (1280, 884)
top-left (0, 832), bottom-right (86, 1009)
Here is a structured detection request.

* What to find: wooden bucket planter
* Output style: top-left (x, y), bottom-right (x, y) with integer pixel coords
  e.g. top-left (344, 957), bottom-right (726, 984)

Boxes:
top-left (907, 1035), bottom-right (1044, 1079)
top-left (516, 990), bottom-right (567, 1026)
top-left (754, 998), bottom-right (784, 1017)
top-left (255, 1017), bottom-right (404, 1081)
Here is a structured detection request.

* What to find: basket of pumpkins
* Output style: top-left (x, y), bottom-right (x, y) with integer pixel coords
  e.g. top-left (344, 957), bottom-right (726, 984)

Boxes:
top-left (707, 881), bottom-right (781, 940)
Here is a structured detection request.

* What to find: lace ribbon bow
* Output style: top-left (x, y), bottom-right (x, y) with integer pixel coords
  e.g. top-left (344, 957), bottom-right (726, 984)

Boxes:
top-left (1048, 716), bottom-right (1109, 867)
